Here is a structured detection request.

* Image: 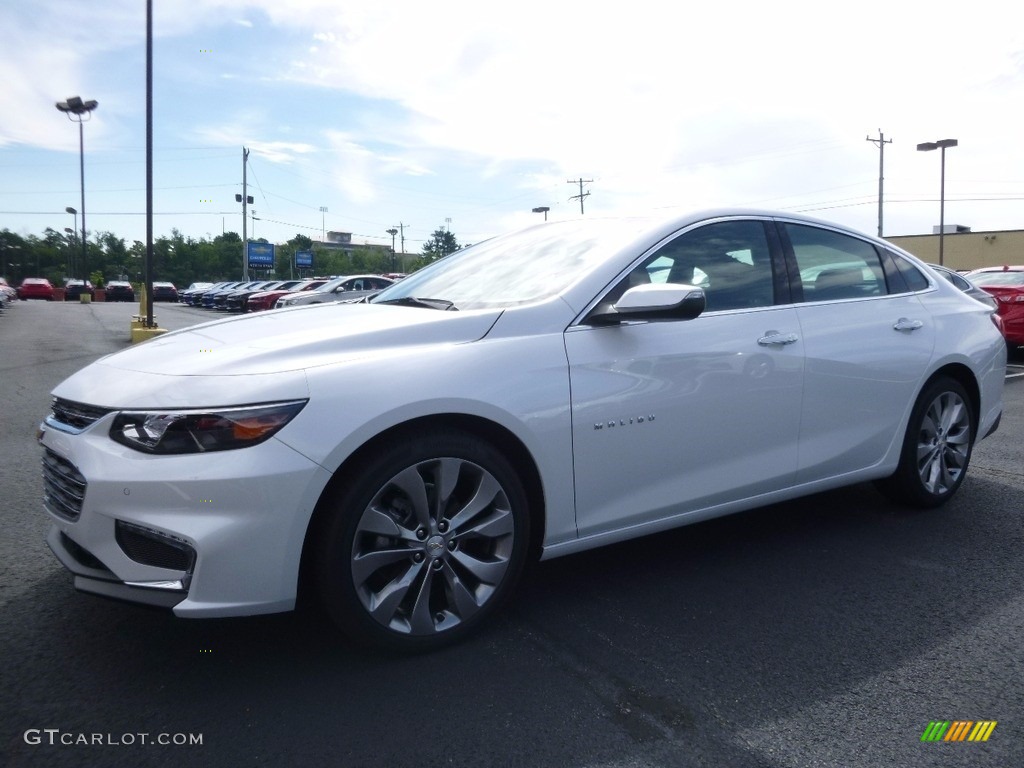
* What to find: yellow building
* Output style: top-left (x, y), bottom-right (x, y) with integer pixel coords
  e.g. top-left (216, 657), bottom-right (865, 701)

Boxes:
top-left (886, 228), bottom-right (1024, 272)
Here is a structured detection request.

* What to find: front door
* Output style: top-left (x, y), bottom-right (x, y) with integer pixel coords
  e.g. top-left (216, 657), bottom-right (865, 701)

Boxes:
top-left (565, 218), bottom-right (805, 540)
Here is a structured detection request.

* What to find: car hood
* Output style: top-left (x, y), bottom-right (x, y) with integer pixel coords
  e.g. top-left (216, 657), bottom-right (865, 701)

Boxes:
top-left (52, 304), bottom-right (502, 409)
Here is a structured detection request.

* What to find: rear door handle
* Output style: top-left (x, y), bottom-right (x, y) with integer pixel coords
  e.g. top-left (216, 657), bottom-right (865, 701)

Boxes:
top-left (757, 331), bottom-right (799, 346)
top-left (893, 318), bottom-right (924, 331)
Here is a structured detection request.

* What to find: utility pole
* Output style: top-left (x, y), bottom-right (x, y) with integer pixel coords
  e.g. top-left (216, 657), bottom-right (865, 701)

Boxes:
top-left (242, 147), bottom-right (250, 279)
top-left (866, 130), bottom-right (892, 237)
top-left (398, 222), bottom-right (407, 256)
top-left (567, 178), bottom-right (592, 214)
top-left (235, 147), bottom-right (253, 279)
top-left (387, 227), bottom-right (398, 272)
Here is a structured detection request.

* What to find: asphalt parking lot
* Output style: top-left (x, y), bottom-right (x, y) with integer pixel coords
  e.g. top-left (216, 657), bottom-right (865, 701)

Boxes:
top-left (1, 300), bottom-right (1022, 768)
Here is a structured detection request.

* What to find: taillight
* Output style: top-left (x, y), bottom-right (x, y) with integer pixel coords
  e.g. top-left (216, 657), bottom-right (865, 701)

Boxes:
top-left (990, 313), bottom-right (1004, 335)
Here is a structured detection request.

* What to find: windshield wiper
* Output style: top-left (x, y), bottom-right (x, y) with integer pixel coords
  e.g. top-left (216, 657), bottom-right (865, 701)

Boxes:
top-left (375, 296), bottom-right (457, 311)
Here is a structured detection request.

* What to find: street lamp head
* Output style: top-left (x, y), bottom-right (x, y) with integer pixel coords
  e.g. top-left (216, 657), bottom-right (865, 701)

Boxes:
top-left (55, 97), bottom-right (98, 119)
top-left (532, 206), bottom-right (550, 214)
top-left (65, 206), bottom-right (77, 215)
top-left (386, 228), bottom-right (398, 237)
top-left (64, 227), bottom-right (73, 234)
top-left (917, 138), bottom-right (958, 152)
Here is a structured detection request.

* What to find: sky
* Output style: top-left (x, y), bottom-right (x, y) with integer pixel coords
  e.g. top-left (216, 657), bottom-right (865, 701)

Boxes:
top-left (1, 0), bottom-right (1024, 258)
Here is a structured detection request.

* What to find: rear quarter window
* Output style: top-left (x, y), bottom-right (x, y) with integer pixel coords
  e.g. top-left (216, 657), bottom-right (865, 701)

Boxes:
top-left (884, 250), bottom-right (930, 293)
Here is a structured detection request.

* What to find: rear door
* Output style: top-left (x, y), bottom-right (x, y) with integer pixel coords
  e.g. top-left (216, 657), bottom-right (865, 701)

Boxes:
top-left (776, 220), bottom-right (935, 483)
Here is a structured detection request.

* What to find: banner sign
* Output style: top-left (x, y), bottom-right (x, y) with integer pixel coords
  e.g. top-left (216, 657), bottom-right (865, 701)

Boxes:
top-left (295, 250), bottom-right (313, 268)
top-left (246, 242), bottom-right (275, 269)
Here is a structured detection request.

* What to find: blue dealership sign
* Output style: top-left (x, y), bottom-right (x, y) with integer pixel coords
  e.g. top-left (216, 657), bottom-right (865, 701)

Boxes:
top-left (295, 250), bottom-right (313, 268)
top-left (246, 241), bottom-right (275, 269)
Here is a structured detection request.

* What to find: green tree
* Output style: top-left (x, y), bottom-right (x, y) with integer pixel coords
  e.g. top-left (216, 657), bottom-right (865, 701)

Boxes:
top-left (276, 234), bottom-right (314, 277)
top-left (349, 247), bottom-right (391, 274)
top-left (1, 229), bottom-right (35, 283)
top-left (421, 228), bottom-right (460, 261)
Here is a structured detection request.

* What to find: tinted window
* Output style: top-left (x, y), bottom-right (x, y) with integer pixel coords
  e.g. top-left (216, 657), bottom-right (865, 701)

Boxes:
top-left (785, 224), bottom-right (887, 301)
top-left (610, 219), bottom-right (776, 312)
top-left (887, 252), bottom-right (929, 292)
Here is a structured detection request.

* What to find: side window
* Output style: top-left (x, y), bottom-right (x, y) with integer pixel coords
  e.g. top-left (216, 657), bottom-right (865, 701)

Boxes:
top-left (610, 220), bottom-right (776, 312)
top-left (785, 224), bottom-right (888, 301)
top-left (886, 250), bottom-right (930, 292)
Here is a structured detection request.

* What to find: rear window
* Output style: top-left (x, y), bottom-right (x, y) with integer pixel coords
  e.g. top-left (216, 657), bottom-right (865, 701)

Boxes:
top-left (969, 271), bottom-right (1024, 287)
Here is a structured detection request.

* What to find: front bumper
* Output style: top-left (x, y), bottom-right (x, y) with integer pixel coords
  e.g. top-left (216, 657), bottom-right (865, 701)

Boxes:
top-left (41, 415), bottom-right (333, 618)
top-left (47, 526), bottom-right (189, 609)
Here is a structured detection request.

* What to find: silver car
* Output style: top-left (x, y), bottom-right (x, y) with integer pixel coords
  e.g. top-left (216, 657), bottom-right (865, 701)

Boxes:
top-left (275, 274), bottom-right (394, 308)
top-left (39, 209), bottom-right (1006, 651)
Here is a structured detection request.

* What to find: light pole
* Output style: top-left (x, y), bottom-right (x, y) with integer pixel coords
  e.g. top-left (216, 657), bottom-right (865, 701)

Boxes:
top-left (531, 206), bottom-right (550, 221)
top-left (319, 206), bottom-right (328, 241)
top-left (2, 244), bottom-right (22, 281)
top-left (916, 138), bottom-right (958, 266)
top-left (64, 227), bottom-right (75, 274)
top-left (65, 207), bottom-right (77, 279)
top-left (386, 228), bottom-right (398, 272)
top-left (55, 97), bottom-right (98, 285)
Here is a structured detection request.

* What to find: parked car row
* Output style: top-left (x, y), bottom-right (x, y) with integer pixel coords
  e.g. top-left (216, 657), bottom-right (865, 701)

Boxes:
top-left (0, 277), bottom-right (182, 304)
top-left (0, 277), bottom-right (17, 313)
top-left (176, 275), bottom-right (396, 313)
top-left (274, 274), bottom-right (394, 308)
top-left (178, 279), bottom-right (315, 311)
top-left (246, 280), bottom-right (327, 311)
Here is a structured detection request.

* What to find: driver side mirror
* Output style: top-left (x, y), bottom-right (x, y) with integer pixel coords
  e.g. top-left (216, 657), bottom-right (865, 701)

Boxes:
top-left (586, 283), bottom-right (706, 325)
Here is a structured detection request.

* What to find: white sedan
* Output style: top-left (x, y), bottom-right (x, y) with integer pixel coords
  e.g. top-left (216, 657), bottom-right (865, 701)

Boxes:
top-left (39, 209), bottom-right (1006, 651)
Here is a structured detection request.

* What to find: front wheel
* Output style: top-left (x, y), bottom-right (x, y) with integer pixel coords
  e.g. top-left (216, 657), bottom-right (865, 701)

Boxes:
top-left (314, 430), bottom-right (530, 651)
top-left (875, 376), bottom-right (975, 508)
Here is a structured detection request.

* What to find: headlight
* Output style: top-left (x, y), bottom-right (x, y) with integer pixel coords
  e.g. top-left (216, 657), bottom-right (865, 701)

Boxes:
top-left (110, 401), bottom-right (307, 454)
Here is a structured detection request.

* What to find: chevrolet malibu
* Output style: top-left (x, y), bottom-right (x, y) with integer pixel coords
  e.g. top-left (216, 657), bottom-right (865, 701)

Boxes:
top-left (39, 210), bottom-right (1006, 651)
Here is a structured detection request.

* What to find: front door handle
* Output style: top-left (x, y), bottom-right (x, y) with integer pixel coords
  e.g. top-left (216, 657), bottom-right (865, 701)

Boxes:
top-left (757, 331), bottom-right (799, 346)
top-left (893, 318), bottom-right (924, 331)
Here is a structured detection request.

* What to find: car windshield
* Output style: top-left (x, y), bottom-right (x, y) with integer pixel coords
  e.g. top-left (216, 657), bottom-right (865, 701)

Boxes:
top-left (371, 218), bottom-right (654, 310)
top-left (969, 271), bottom-right (1024, 287)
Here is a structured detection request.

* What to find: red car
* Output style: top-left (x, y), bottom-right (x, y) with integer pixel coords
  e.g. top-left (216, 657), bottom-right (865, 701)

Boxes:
top-left (17, 277), bottom-right (55, 300)
top-left (966, 266), bottom-right (1024, 348)
top-left (245, 279), bottom-right (326, 311)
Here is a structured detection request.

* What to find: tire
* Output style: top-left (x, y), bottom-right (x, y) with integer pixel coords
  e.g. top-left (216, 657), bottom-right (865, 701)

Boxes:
top-left (875, 376), bottom-right (975, 508)
top-left (314, 429), bottom-right (530, 652)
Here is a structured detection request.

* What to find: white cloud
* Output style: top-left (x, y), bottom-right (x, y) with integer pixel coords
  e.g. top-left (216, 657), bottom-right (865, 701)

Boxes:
top-left (3, 0), bottom-right (1024, 246)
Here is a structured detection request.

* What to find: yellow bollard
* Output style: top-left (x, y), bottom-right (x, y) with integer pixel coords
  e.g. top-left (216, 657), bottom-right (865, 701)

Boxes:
top-left (129, 283), bottom-right (168, 343)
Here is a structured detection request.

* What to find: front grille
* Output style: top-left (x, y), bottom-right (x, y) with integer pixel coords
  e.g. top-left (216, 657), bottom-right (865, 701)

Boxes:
top-left (50, 398), bottom-right (112, 431)
top-left (42, 449), bottom-right (87, 521)
top-left (116, 521), bottom-right (196, 572)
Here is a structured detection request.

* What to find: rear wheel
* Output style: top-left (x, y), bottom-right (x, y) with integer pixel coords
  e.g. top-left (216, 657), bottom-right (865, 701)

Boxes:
top-left (314, 430), bottom-right (530, 651)
top-left (875, 376), bottom-right (975, 508)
